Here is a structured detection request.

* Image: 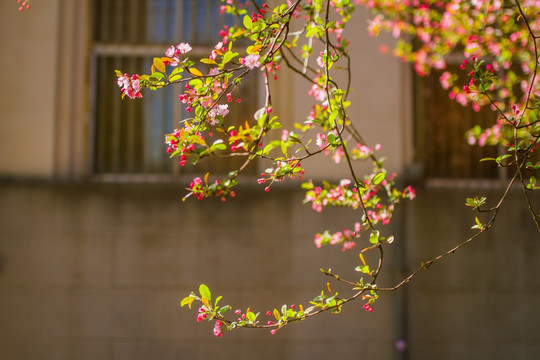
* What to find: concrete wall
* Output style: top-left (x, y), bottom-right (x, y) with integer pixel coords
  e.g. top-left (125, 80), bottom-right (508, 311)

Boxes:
top-left (0, 182), bottom-right (401, 360)
top-left (404, 188), bottom-right (540, 359)
top-left (0, 183), bottom-right (538, 360)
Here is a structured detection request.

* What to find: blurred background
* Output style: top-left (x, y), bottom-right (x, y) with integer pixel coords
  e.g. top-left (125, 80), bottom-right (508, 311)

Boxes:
top-left (1, 1), bottom-right (539, 359)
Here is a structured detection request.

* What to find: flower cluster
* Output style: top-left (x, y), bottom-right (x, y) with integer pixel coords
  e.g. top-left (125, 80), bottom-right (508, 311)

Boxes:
top-left (186, 175), bottom-right (238, 202)
top-left (361, 0), bottom-right (540, 117)
top-left (164, 42), bottom-right (192, 66)
top-left (127, 0), bottom-right (538, 338)
top-left (116, 73), bottom-right (142, 99)
top-left (17, 0), bottom-right (30, 11)
top-left (207, 104), bottom-right (230, 126)
top-left (257, 160), bottom-right (305, 192)
top-left (213, 320), bottom-right (223, 338)
top-left (314, 222), bottom-right (361, 251)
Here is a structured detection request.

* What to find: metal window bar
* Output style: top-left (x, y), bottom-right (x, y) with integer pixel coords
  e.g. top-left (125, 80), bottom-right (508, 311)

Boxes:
top-left (415, 65), bottom-right (501, 182)
top-left (92, 0), bottom-right (259, 177)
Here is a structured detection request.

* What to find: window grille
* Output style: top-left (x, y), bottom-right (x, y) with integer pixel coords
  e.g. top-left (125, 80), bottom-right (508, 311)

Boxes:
top-left (414, 65), bottom-right (502, 182)
top-left (91, 0), bottom-right (259, 177)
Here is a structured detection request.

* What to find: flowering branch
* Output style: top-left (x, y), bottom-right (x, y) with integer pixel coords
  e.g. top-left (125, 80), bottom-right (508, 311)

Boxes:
top-left (112, 0), bottom-right (539, 337)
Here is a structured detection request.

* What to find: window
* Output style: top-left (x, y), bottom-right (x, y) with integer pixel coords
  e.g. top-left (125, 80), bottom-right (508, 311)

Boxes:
top-left (414, 64), bottom-right (503, 184)
top-left (91, 0), bottom-right (259, 178)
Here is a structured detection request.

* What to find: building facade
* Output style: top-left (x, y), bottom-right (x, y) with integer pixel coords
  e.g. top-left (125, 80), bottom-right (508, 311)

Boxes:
top-left (1, 1), bottom-right (539, 360)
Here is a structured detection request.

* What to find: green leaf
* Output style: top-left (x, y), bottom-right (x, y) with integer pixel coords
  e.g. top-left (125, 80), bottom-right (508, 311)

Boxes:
top-left (471, 216), bottom-right (484, 230)
top-left (200, 58), bottom-right (218, 65)
top-left (355, 265), bottom-right (371, 274)
top-left (495, 154), bottom-right (511, 165)
top-left (257, 113), bottom-right (268, 128)
top-left (328, 109), bottom-right (339, 126)
top-left (222, 51), bottom-right (239, 65)
top-left (243, 15), bottom-right (252, 30)
top-left (280, 140), bottom-right (288, 157)
top-left (262, 142), bottom-right (276, 155)
top-left (149, 72), bottom-right (165, 81)
top-left (301, 182), bottom-right (314, 190)
top-left (371, 173), bottom-right (385, 185)
top-left (180, 296), bottom-right (195, 309)
top-left (169, 74), bottom-right (182, 82)
top-left (170, 66), bottom-right (184, 78)
top-left (199, 284), bottom-right (211, 302)
top-left (306, 26), bottom-right (322, 38)
top-left (212, 143), bottom-right (227, 151)
top-left (327, 133), bottom-right (336, 145)
top-left (369, 230), bottom-right (380, 245)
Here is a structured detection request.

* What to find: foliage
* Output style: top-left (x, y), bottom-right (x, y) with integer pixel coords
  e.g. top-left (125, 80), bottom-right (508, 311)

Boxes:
top-left (111, 0), bottom-right (539, 336)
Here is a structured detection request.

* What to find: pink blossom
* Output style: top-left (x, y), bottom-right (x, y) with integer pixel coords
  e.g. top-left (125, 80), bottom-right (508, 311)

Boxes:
top-left (440, 71), bottom-right (451, 90)
top-left (165, 46), bottom-right (177, 58)
top-left (317, 52), bottom-right (325, 67)
top-left (242, 54), bottom-right (261, 70)
top-left (177, 42), bottom-right (192, 54)
top-left (207, 104), bottom-right (230, 125)
top-left (332, 147), bottom-right (345, 163)
top-left (117, 73), bottom-right (142, 99)
top-left (341, 241), bottom-right (356, 251)
top-left (213, 320), bottom-right (223, 338)
top-left (314, 234), bottom-right (323, 248)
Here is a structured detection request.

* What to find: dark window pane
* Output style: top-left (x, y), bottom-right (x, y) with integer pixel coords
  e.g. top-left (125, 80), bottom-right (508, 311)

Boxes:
top-left (415, 67), bottom-right (499, 179)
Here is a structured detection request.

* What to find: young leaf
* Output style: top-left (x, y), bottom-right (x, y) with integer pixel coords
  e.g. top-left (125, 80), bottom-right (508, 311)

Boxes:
top-left (328, 110), bottom-right (339, 127)
top-left (201, 296), bottom-right (210, 309)
top-left (273, 308), bottom-right (281, 321)
top-left (359, 252), bottom-right (367, 266)
top-left (200, 58), bottom-right (218, 65)
top-left (369, 230), bottom-right (380, 245)
top-left (188, 67), bottom-right (203, 77)
top-left (153, 57), bottom-right (166, 73)
top-left (301, 182), bottom-right (314, 190)
top-left (243, 15), bottom-right (252, 30)
top-left (280, 140), bottom-right (288, 157)
top-left (199, 284), bottom-right (211, 302)
top-left (371, 173), bottom-right (385, 185)
top-left (180, 296), bottom-right (195, 309)
top-left (222, 51), bottom-right (239, 65)
top-left (214, 295), bottom-right (223, 308)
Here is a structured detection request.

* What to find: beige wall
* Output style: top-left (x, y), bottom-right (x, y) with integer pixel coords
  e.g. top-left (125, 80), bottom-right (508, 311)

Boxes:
top-left (0, 183), bottom-right (538, 360)
top-left (0, 0), bottom-right (60, 177)
top-left (0, 183), bottom-right (402, 360)
top-left (271, 7), bottom-right (412, 180)
top-left (0, 1), bottom-right (411, 181)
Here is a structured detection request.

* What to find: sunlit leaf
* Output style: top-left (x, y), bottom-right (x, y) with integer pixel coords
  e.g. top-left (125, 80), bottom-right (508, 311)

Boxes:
top-left (188, 67), bottom-right (203, 77)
